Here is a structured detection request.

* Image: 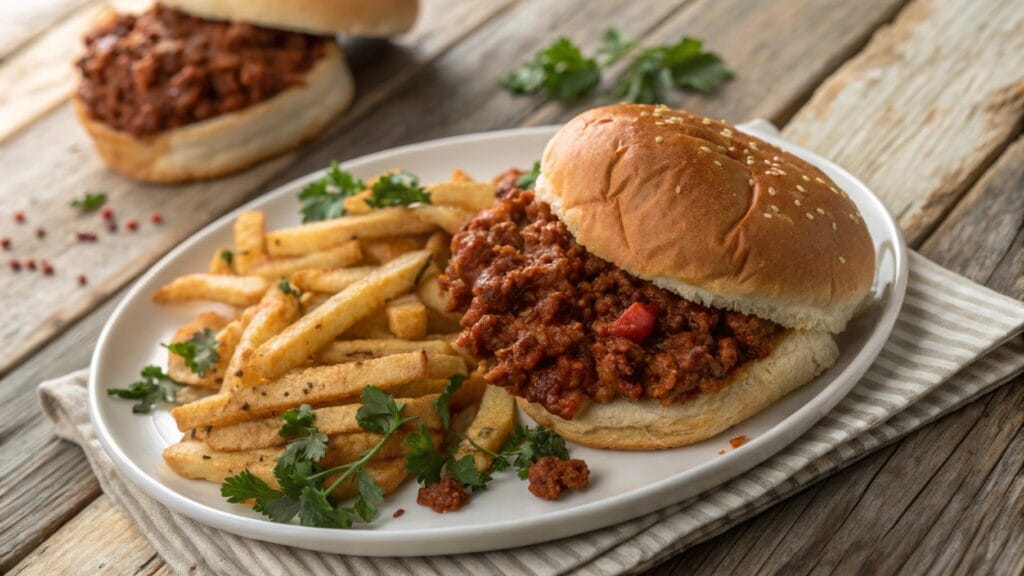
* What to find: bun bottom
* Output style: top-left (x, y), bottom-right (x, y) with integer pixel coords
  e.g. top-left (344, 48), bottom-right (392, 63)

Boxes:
top-left (74, 42), bottom-right (354, 183)
top-left (518, 329), bottom-right (839, 450)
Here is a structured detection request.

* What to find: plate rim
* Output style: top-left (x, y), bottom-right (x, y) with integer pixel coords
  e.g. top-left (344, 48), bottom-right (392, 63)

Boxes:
top-left (88, 124), bottom-right (909, 555)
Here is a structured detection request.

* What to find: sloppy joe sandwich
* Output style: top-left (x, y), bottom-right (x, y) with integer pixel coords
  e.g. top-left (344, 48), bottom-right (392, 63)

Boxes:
top-left (442, 103), bottom-right (876, 450)
top-left (74, 1), bottom-right (418, 182)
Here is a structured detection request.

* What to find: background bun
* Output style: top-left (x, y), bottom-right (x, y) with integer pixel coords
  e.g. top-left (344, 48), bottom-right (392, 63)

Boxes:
top-left (74, 43), bottom-right (353, 183)
top-left (162, 0), bottom-right (418, 36)
top-left (537, 103), bottom-right (875, 333)
top-left (518, 329), bottom-right (839, 450)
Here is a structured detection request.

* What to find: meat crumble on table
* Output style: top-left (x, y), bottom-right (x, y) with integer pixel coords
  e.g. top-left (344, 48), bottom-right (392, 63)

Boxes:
top-left (443, 175), bottom-right (781, 420)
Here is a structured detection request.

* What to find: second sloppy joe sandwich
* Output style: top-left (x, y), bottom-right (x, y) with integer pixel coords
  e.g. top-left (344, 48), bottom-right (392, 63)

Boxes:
top-left (74, 0), bottom-right (418, 183)
top-left (442, 103), bottom-right (876, 450)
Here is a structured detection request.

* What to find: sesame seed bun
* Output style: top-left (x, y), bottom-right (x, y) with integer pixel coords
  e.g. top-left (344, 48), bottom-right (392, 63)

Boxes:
top-left (537, 103), bottom-right (875, 334)
top-left (161, 0), bottom-right (418, 37)
top-left (74, 42), bottom-right (353, 183)
top-left (519, 328), bottom-right (839, 450)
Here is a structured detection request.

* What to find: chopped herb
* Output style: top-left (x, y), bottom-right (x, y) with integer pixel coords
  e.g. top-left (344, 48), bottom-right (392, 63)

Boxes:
top-left (298, 162), bottom-right (365, 223)
top-left (221, 386), bottom-right (415, 528)
top-left (502, 38), bottom-right (601, 101)
top-left (516, 162), bottom-right (541, 190)
top-left (471, 423), bottom-right (569, 479)
top-left (70, 192), bottom-right (107, 213)
top-left (219, 250), bottom-right (233, 265)
top-left (278, 278), bottom-right (297, 296)
top-left (446, 454), bottom-right (491, 492)
top-left (365, 172), bottom-right (431, 208)
top-left (163, 328), bottom-right (219, 377)
top-left (107, 366), bottom-right (182, 413)
top-left (597, 26), bottom-right (636, 66)
top-left (404, 423), bottom-right (447, 485)
top-left (615, 37), bottom-right (733, 103)
top-left (432, 374), bottom-right (464, 431)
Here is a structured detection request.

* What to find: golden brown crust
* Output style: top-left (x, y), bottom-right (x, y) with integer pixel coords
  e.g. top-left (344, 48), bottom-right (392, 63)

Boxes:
top-left (74, 43), bottom-right (353, 183)
top-left (162, 0), bottom-right (418, 36)
top-left (538, 103), bottom-right (875, 333)
top-left (517, 329), bottom-right (839, 450)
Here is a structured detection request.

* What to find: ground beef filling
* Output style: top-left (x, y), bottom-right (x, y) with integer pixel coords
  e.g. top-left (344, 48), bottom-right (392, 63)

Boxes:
top-left (528, 457), bottom-right (590, 500)
top-left (76, 4), bottom-right (326, 136)
top-left (442, 181), bottom-right (782, 420)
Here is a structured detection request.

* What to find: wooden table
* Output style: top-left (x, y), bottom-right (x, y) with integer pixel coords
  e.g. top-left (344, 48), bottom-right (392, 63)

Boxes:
top-left (2, 1), bottom-right (1022, 574)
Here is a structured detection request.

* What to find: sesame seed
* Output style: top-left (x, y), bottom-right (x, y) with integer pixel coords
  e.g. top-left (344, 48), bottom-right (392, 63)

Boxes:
top-left (832, 222), bottom-right (838, 231)
top-left (830, 186), bottom-right (839, 193)
top-left (729, 146), bottom-right (736, 152)
top-left (763, 213), bottom-right (773, 219)
top-left (816, 177), bottom-right (825, 183)
top-left (794, 199), bottom-right (802, 206)
top-left (848, 213), bottom-right (856, 222)
top-left (700, 146), bottom-right (712, 153)
top-left (748, 179), bottom-right (755, 186)
top-left (773, 155), bottom-right (781, 162)
top-left (702, 118), bottom-right (711, 125)
top-left (713, 160), bottom-right (722, 166)
top-left (768, 187), bottom-right (776, 196)
top-left (655, 121), bottom-right (665, 126)
top-left (802, 175), bottom-right (810, 181)
top-left (839, 256), bottom-right (846, 264)
top-left (749, 142), bottom-right (759, 150)
top-left (655, 136), bottom-right (664, 143)
top-left (816, 208), bottom-right (826, 215)
top-left (675, 185), bottom-right (682, 194)
top-left (776, 169), bottom-right (787, 175)
top-left (746, 158), bottom-right (755, 165)
top-left (717, 145), bottom-right (727, 152)
top-left (639, 111), bottom-right (649, 117)
top-left (763, 159), bottom-right (771, 165)
top-left (770, 204), bottom-right (779, 213)
top-left (805, 212), bottom-right (815, 220)
top-left (796, 185), bottom-right (806, 192)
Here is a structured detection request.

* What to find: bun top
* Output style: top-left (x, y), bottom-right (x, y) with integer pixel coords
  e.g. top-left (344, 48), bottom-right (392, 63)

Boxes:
top-left (162, 0), bottom-right (418, 37)
top-left (537, 103), bottom-right (875, 333)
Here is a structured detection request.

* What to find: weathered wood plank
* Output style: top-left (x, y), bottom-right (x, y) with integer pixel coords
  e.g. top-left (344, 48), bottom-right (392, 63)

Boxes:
top-left (523, 0), bottom-right (910, 127)
top-left (8, 496), bottom-right (170, 576)
top-left (782, 0), bottom-right (1024, 246)
top-left (0, 0), bottom-right (515, 379)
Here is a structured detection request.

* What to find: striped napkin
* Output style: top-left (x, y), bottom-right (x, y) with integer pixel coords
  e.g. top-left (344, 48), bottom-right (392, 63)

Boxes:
top-left (39, 252), bottom-right (1024, 576)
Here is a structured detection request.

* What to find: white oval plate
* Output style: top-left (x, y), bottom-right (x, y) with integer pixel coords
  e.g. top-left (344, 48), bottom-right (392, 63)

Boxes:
top-left (90, 124), bottom-right (907, 556)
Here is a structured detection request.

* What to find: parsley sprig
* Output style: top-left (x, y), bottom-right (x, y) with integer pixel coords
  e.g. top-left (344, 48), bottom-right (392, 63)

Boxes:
top-left (366, 171), bottom-right (431, 208)
top-left (164, 328), bottom-right (219, 377)
top-left (516, 163), bottom-right (541, 190)
top-left (219, 250), bottom-right (233, 266)
top-left (107, 366), bottom-right (183, 413)
top-left (221, 388), bottom-right (416, 528)
top-left (502, 27), bottom-right (731, 103)
top-left (298, 162), bottom-right (365, 223)
top-left (470, 423), bottom-right (569, 479)
top-left (70, 192), bottom-right (107, 212)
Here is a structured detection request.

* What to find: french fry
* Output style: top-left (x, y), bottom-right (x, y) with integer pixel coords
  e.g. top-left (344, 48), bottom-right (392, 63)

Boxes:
top-left (208, 247), bottom-right (234, 275)
top-left (248, 250), bottom-right (432, 380)
top-left (427, 354), bottom-right (468, 380)
top-left (450, 169), bottom-right (473, 183)
top-left (322, 430), bottom-right (442, 468)
top-left (290, 266), bottom-right (375, 293)
top-left (411, 204), bottom-right (474, 234)
top-left (153, 274), bottom-right (270, 307)
top-left (343, 310), bottom-right (394, 339)
top-left (166, 311), bottom-right (232, 387)
top-left (266, 208), bottom-right (434, 257)
top-left (299, 291), bottom-right (331, 314)
top-left (233, 210), bottom-right (266, 273)
top-left (198, 396), bottom-right (441, 452)
top-left (163, 441), bottom-right (409, 499)
top-left (172, 351), bottom-right (428, 431)
top-left (456, 385), bottom-right (515, 472)
top-left (176, 385), bottom-right (219, 405)
top-left (363, 235), bottom-right (427, 265)
top-left (425, 231), bottom-right (451, 268)
top-left (342, 190), bottom-right (373, 214)
top-left (221, 286), bottom-right (300, 392)
top-left (386, 294), bottom-right (428, 340)
top-left (450, 372), bottom-right (488, 409)
top-left (248, 240), bottom-right (362, 279)
top-left (417, 272), bottom-right (461, 323)
top-left (317, 338), bottom-right (454, 362)
top-left (426, 181), bottom-right (495, 213)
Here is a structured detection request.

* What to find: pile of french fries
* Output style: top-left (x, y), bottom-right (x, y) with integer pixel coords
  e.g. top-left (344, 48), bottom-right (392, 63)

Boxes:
top-left (157, 170), bottom-right (515, 500)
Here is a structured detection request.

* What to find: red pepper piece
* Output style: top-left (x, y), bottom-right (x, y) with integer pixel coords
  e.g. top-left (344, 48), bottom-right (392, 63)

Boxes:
top-left (603, 302), bottom-right (659, 343)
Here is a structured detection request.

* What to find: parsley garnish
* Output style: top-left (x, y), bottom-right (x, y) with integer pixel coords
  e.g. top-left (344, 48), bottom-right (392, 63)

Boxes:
top-left (516, 162), bottom-right (541, 190)
top-left (70, 192), bottom-right (107, 213)
top-left (502, 38), bottom-right (601, 101)
top-left (107, 366), bottom-right (182, 413)
top-left (615, 37), bottom-right (733, 103)
top-left (597, 26), bottom-right (635, 65)
top-left (365, 172), bottom-right (431, 208)
top-left (163, 328), bottom-right (219, 377)
top-left (219, 249), bottom-right (233, 265)
top-left (221, 387), bottom-right (416, 528)
top-left (404, 426), bottom-right (493, 492)
top-left (432, 375), bottom-right (463, 431)
top-left (278, 278), bottom-right (297, 296)
top-left (298, 162), bottom-right (365, 223)
top-left (471, 423), bottom-right (569, 479)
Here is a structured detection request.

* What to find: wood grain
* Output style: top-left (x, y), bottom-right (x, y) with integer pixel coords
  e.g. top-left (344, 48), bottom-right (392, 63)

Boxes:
top-left (8, 496), bottom-right (172, 576)
top-left (782, 0), bottom-right (1024, 246)
top-left (0, 0), bottom-right (515, 379)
